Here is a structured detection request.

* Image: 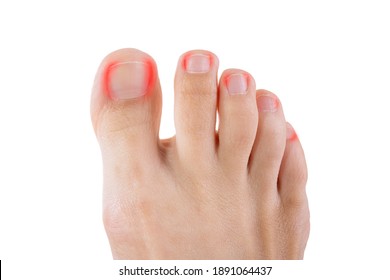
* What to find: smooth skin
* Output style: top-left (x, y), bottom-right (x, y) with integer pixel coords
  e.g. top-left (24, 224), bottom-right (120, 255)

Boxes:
top-left (91, 49), bottom-right (309, 259)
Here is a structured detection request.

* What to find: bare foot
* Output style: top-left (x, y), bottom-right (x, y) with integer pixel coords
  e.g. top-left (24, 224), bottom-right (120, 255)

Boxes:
top-left (91, 49), bottom-right (309, 259)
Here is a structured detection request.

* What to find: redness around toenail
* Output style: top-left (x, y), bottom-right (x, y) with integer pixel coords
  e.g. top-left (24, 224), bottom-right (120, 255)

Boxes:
top-left (226, 73), bottom-right (248, 95)
top-left (106, 60), bottom-right (153, 100)
top-left (257, 95), bottom-right (278, 112)
top-left (184, 53), bottom-right (211, 73)
top-left (286, 123), bottom-right (298, 141)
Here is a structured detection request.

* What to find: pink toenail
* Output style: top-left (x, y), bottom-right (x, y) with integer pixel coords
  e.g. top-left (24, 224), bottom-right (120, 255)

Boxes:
top-left (184, 53), bottom-right (211, 73)
top-left (226, 73), bottom-right (248, 95)
top-left (107, 61), bottom-right (151, 100)
top-left (286, 123), bottom-right (298, 140)
top-left (257, 94), bottom-right (278, 112)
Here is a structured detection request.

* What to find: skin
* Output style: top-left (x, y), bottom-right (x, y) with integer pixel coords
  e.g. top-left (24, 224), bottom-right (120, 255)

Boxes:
top-left (91, 48), bottom-right (310, 259)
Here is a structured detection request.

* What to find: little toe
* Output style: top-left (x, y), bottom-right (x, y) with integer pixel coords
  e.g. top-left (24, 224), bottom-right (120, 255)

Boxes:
top-left (174, 50), bottom-right (219, 165)
top-left (217, 69), bottom-right (258, 174)
top-left (249, 90), bottom-right (286, 192)
top-left (278, 123), bottom-right (308, 204)
top-left (91, 48), bottom-right (162, 176)
top-left (278, 123), bottom-right (310, 259)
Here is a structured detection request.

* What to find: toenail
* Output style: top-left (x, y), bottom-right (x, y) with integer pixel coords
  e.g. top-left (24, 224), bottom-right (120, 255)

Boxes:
top-left (286, 123), bottom-right (298, 140)
top-left (184, 54), bottom-right (210, 73)
top-left (257, 94), bottom-right (278, 112)
top-left (108, 61), bottom-right (150, 100)
top-left (226, 73), bottom-right (248, 95)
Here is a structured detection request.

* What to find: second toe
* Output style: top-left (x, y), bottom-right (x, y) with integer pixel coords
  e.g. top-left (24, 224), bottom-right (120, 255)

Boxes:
top-left (174, 50), bottom-right (219, 166)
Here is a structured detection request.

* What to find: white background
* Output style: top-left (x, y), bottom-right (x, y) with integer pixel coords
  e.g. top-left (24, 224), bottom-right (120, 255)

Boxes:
top-left (0, 0), bottom-right (389, 279)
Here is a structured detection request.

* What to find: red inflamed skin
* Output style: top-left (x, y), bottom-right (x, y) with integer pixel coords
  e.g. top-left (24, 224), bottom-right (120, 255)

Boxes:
top-left (91, 48), bottom-right (310, 260)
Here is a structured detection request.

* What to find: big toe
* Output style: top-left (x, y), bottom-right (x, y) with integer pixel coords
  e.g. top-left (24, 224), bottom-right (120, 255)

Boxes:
top-left (91, 48), bottom-right (162, 176)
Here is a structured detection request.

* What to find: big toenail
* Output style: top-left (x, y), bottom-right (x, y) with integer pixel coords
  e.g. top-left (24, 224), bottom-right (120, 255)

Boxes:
top-left (108, 61), bottom-right (150, 100)
top-left (184, 54), bottom-right (210, 73)
top-left (227, 73), bottom-right (248, 95)
top-left (257, 94), bottom-right (278, 112)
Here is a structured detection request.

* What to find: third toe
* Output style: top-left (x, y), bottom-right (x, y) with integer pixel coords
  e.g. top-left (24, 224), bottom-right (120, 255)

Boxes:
top-left (217, 69), bottom-right (258, 173)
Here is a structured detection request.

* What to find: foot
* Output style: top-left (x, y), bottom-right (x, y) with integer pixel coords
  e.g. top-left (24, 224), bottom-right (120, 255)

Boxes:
top-left (91, 49), bottom-right (309, 259)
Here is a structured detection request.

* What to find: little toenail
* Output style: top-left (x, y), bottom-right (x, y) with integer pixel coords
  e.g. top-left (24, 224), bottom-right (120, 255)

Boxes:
top-left (257, 95), bottom-right (278, 112)
top-left (227, 74), bottom-right (248, 95)
top-left (286, 123), bottom-right (298, 140)
top-left (184, 54), bottom-right (210, 73)
top-left (108, 61), bottom-right (150, 100)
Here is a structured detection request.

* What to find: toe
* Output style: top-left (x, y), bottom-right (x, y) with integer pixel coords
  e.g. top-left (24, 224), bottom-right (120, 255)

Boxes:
top-left (91, 48), bottom-right (162, 172)
top-left (278, 123), bottom-right (308, 203)
top-left (249, 90), bottom-right (286, 192)
top-left (174, 50), bottom-right (219, 164)
top-left (278, 123), bottom-right (310, 258)
top-left (217, 69), bottom-right (258, 173)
